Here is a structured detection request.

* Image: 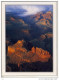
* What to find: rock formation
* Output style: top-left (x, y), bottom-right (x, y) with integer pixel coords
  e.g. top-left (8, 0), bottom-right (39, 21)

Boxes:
top-left (7, 40), bottom-right (51, 64)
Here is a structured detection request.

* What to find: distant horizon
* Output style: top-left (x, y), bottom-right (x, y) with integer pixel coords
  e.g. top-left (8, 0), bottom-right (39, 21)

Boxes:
top-left (6, 5), bottom-right (53, 16)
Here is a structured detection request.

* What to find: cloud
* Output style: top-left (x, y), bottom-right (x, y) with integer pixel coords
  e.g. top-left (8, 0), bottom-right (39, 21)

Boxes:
top-left (6, 5), bottom-right (53, 16)
top-left (19, 6), bottom-right (45, 16)
top-left (6, 5), bottom-right (26, 12)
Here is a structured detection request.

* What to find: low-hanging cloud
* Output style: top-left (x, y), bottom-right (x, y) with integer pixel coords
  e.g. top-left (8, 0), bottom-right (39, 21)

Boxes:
top-left (19, 6), bottom-right (45, 16)
top-left (6, 5), bottom-right (53, 16)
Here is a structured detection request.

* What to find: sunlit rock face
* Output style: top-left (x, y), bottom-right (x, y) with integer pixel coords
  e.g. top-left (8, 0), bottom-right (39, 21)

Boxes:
top-left (8, 46), bottom-right (15, 54)
top-left (36, 47), bottom-right (51, 62)
top-left (21, 30), bottom-right (30, 36)
top-left (40, 33), bottom-right (53, 41)
top-left (7, 40), bottom-right (51, 64)
top-left (10, 17), bottom-right (15, 21)
top-left (30, 11), bottom-right (52, 27)
top-left (8, 40), bottom-right (27, 54)
top-left (42, 11), bottom-right (52, 20)
top-left (31, 46), bottom-right (36, 53)
top-left (18, 19), bottom-right (25, 24)
top-left (45, 33), bottom-right (53, 38)
top-left (9, 17), bottom-right (28, 26)
top-left (14, 40), bottom-right (25, 47)
top-left (36, 19), bottom-right (47, 26)
top-left (18, 19), bottom-right (28, 26)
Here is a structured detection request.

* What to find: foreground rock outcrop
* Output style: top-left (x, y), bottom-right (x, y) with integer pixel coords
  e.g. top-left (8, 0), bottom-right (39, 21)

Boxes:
top-left (7, 40), bottom-right (51, 65)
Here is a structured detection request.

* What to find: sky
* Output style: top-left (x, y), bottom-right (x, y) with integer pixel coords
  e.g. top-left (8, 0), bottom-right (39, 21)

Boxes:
top-left (6, 5), bottom-right (53, 16)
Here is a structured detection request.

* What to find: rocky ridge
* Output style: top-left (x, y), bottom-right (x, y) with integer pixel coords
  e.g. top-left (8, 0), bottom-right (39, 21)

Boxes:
top-left (7, 40), bottom-right (51, 66)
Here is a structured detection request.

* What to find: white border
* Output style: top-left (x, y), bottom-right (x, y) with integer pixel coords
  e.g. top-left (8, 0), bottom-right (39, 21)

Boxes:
top-left (1, 1), bottom-right (58, 78)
